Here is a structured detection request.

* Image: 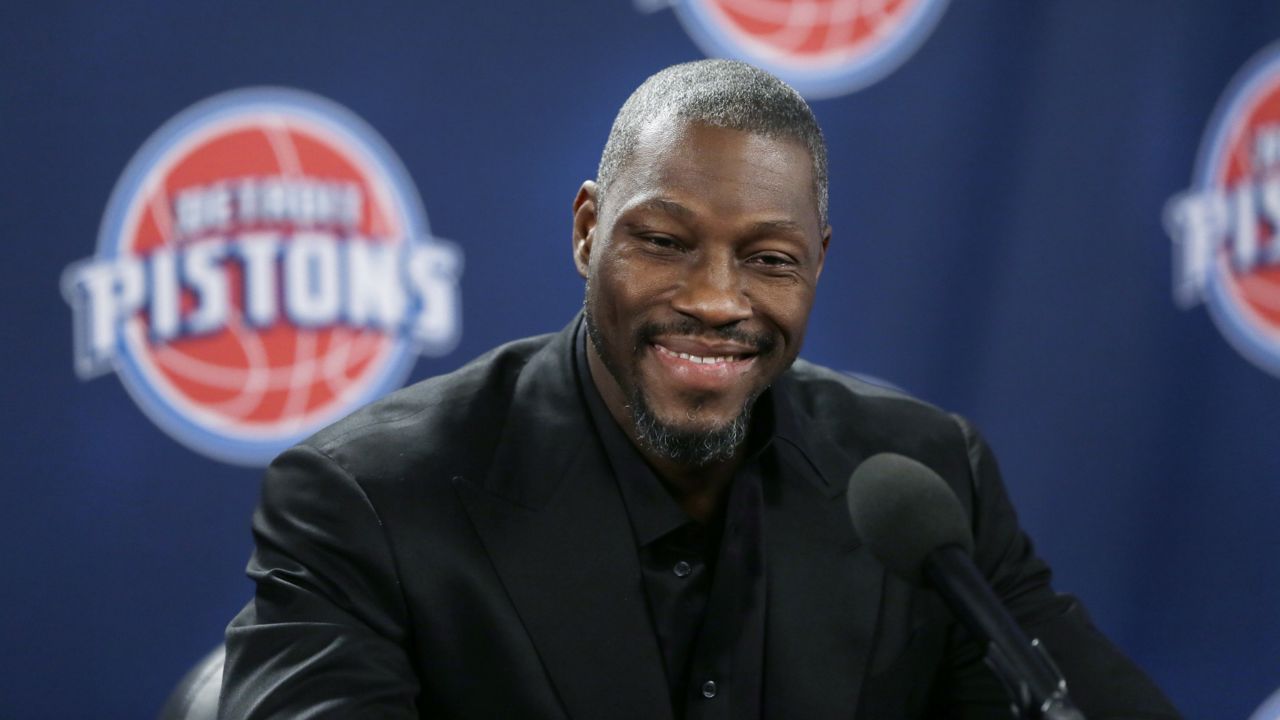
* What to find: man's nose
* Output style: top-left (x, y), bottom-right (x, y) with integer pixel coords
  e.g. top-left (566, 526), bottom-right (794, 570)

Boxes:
top-left (670, 253), bottom-right (751, 327)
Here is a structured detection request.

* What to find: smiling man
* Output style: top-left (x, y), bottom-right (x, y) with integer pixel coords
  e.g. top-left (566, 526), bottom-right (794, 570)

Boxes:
top-left (219, 60), bottom-right (1179, 719)
top-left (576, 107), bottom-right (827, 524)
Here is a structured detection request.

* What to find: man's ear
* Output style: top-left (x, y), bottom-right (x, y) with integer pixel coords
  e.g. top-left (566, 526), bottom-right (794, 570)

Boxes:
top-left (815, 225), bottom-right (831, 281)
top-left (572, 181), bottom-right (599, 280)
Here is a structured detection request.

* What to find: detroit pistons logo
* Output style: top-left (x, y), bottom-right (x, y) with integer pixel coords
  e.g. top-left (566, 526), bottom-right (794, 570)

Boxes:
top-left (61, 88), bottom-right (462, 465)
top-left (653, 0), bottom-right (949, 98)
top-left (1166, 43), bottom-right (1280, 378)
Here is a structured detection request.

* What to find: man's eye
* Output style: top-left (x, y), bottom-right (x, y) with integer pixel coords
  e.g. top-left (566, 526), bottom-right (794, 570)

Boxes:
top-left (750, 253), bottom-right (795, 268)
top-left (642, 235), bottom-right (680, 250)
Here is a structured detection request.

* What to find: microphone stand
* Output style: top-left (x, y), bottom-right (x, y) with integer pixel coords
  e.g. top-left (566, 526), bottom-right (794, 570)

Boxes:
top-left (927, 545), bottom-right (1087, 720)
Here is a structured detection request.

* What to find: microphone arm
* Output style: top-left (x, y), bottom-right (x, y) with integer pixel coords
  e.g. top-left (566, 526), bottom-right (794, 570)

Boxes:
top-left (927, 545), bottom-right (1085, 720)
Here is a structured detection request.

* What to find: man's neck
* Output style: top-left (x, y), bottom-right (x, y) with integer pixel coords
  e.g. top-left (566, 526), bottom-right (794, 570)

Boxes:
top-left (648, 446), bottom-right (741, 525)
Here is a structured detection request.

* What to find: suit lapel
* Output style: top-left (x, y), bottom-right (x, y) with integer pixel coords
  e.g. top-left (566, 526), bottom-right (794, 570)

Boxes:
top-left (454, 320), bottom-right (672, 720)
top-left (761, 391), bottom-right (885, 719)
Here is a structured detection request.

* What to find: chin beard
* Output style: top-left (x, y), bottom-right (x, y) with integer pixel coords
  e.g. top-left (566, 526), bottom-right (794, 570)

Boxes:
top-left (584, 308), bottom-right (761, 468)
top-left (628, 387), bottom-right (755, 468)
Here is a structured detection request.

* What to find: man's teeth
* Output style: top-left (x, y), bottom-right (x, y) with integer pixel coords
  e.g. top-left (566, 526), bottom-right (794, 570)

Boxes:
top-left (655, 345), bottom-right (740, 364)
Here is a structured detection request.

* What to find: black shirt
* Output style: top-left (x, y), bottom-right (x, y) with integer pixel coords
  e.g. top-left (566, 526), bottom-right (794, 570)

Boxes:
top-left (575, 325), bottom-right (768, 720)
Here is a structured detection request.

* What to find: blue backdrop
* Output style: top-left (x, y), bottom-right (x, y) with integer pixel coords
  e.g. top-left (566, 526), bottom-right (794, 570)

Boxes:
top-left (4, 2), bottom-right (1279, 718)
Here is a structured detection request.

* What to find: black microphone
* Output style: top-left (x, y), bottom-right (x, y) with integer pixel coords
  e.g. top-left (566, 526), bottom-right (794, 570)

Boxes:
top-left (845, 453), bottom-right (1085, 720)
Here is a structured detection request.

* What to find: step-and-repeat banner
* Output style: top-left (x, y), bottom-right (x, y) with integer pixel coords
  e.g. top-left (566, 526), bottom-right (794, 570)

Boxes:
top-left (4, 3), bottom-right (1279, 717)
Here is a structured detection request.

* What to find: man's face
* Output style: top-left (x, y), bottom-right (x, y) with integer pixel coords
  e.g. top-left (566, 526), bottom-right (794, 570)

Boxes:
top-left (574, 119), bottom-right (829, 465)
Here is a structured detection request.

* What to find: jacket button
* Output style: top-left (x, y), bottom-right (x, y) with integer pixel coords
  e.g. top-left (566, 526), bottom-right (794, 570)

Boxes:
top-left (673, 560), bottom-right (692, 578)
top-left (701, 680), bottom-right (717, 699)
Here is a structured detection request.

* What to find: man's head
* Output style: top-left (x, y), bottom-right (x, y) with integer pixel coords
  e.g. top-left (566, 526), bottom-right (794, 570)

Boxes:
top-left (597, 59), bottom-right (829, 228)
top-left (574, 59), bottom-right (831, 469)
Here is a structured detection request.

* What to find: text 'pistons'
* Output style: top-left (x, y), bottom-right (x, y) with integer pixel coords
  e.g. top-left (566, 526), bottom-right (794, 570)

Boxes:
top-left (62, 176), bottom-right (462, 379)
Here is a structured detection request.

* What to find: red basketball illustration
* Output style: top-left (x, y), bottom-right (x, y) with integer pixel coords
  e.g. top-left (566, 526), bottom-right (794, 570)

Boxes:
top-left (670, 0), bottom-right (950, 97)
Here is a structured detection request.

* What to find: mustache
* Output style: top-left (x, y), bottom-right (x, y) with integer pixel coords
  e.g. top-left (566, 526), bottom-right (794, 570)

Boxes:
top-left (633, 319), bottom-right (777, 356)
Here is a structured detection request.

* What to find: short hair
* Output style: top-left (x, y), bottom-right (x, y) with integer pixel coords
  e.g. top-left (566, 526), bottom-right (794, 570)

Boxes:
top-left (597, 59), bottom-right (829, 226)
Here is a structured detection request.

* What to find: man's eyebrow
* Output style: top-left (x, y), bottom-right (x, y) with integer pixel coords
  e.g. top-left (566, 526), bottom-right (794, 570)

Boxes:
top-left (747, 218), bottom-right (805, 236)
top-left (627, 200), bottom-right (806, 236)
top-left (630, 197), bottom-right (695, 219)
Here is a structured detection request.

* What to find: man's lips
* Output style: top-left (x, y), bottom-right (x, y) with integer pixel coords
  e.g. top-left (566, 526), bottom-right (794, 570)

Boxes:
top-left (652, 343), bottom-right (751, 365)
top-left (650, 336), bottom-right (760, 361)
top-left (646, 339), bottom-right (758, 391)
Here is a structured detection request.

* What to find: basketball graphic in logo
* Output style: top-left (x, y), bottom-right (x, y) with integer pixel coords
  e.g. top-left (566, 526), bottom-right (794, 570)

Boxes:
top-left (61, 88), bottom-right (462, 465)
top-left (660, 0), bottom-right (950, 98)
top-left (1251, 686), bottom-right (1280, 720)
top-left (1165, 43), bottom-right (1280, 378)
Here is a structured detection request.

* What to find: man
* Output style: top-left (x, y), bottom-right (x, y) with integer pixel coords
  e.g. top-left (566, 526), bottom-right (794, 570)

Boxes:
top-left (220, 60), bottom-right (1180, 718)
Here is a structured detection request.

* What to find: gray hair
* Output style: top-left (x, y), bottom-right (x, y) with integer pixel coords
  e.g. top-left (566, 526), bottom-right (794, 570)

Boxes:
top-left (597, 59), bottom-right (829, 226)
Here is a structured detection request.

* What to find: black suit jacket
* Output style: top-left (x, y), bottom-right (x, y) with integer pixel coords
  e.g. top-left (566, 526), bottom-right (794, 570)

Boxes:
top-left (220, 318), bottom-right (1179, 719)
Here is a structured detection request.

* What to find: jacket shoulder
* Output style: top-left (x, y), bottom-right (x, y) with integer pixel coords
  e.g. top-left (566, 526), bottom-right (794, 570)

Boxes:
top-left (782, 359), bottom-right (979, 503)
top-left (786, 359), bottom-right (960, 442)
top-left (296, 332), bottom-right (556, 480)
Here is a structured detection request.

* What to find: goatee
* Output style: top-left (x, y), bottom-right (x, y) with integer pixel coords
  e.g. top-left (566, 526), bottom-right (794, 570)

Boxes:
top-left (584, 309), bottom-right (766, 468)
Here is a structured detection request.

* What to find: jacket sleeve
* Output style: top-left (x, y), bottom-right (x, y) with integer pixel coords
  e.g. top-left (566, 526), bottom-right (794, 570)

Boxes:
top-left (219, 444), bottom-right (420, 719)
top-left (928, 416), bottom-right (1182, 719)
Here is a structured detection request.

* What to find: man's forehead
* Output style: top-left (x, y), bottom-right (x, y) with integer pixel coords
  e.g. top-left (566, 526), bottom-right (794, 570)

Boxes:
top-left (630, 115), bottom-right (803, 158)
top-left (616, 118), bottom-right (808, 182)
top-left (608, 117), bottom-right (821, 223)
top-left (630, 112), bottom-right (688, 154)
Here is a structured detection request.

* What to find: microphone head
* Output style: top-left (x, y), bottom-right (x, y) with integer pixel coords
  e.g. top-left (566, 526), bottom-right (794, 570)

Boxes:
top-left (846, 452), bottom-right (974, 586)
